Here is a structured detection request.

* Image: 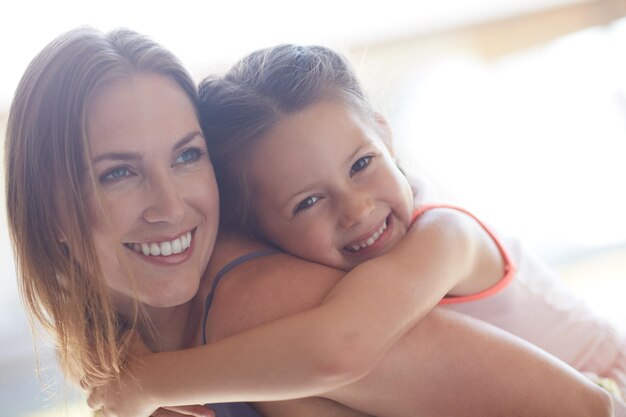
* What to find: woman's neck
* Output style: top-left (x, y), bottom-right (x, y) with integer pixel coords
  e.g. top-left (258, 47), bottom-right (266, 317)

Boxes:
top-left (139, 301), bottom-right (196, 352)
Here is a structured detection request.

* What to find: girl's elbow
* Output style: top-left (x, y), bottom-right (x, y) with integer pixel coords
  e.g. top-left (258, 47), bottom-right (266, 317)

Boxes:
top-left (581, 385), bottom-right (615, 417)
top-left (310, 335), bottom-right (380, 389)
top-left (596, 388), bottom-right (617, 417)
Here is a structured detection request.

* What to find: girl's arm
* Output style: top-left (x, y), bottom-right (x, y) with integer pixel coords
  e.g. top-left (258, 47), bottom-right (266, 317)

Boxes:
top-left (89, 208), bottom-right (498, 414)
top-left (89, 209), bottom-right (613, 416)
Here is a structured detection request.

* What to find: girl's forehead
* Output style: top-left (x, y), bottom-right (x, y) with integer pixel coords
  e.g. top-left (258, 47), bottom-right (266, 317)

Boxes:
top-left (247, 101), bottom-right (386, 198)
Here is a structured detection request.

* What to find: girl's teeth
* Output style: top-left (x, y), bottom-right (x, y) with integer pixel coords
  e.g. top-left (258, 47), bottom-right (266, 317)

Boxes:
top-left (347, 219), bottom-right (388, 253)
top-left (131, 231), bottom-right (193, 257)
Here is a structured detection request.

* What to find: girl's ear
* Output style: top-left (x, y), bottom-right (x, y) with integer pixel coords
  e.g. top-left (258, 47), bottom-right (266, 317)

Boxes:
top-left (373, 112), bottom-right (395, 157)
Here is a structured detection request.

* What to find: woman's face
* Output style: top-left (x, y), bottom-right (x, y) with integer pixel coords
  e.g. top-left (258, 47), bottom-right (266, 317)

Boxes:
top-left (85, 73), bottom-right (219, 308)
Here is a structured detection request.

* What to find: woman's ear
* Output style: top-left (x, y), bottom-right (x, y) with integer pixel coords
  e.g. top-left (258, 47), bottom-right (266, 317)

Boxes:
top-left (373, 112), bottom-right (395, 157)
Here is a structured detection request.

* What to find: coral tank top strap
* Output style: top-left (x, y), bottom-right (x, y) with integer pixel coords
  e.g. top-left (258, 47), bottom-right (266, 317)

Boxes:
top-left (412, 205), bottom-right (516, 305)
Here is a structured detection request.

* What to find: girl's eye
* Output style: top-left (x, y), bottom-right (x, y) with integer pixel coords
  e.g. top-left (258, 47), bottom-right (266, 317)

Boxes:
top-left (350, 155), bottom-right (374, 177)
top-left (294, 195), bottom-right (322, 215)
top-left (174, 147), bottom-right (204, 165)
top-left (100, 167), bottom-right (133, 183)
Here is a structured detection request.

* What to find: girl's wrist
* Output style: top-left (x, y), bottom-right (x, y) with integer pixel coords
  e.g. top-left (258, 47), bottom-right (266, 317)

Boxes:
top-left (138, 352), bottom-right (169, 409)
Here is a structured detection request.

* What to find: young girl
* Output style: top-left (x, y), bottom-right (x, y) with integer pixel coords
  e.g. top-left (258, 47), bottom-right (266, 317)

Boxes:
top-left (199, 43), bottom-right (626, 396)
top-left (85, 44), bottom-right (624, 416)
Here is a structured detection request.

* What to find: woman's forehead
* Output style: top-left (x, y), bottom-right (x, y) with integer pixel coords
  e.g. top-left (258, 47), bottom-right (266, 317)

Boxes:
top-left (86, 73), bottom-right (200, 157)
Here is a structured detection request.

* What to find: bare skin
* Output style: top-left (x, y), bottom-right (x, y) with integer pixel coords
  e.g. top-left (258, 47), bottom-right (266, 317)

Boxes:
top-left (87, 210), bottom-right (613, 416)
top-left (199, 233), bottom-right (612, 417)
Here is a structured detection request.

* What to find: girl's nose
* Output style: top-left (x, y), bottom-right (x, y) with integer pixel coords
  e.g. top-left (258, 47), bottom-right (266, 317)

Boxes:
top-left (339, 192), bottom-right (374, 229)
top-left (142, 175), bottom-right (186, 224)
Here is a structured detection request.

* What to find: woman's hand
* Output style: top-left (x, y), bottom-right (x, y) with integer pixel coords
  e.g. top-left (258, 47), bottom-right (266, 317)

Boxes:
top-left (150, 406), bottom-right (216, 417)
top-left (85, 333), bottom-right (214, 417)
top-left (92, 406), bottom-right (214, 417)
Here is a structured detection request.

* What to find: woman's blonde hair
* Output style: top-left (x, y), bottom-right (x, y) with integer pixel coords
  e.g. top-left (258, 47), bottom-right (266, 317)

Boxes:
top-left (5, 27), bottom-right (197, 386)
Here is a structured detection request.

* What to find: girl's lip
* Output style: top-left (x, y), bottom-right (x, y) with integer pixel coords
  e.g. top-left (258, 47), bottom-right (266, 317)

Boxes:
top-left (343, 215), bottom-right (393, 257)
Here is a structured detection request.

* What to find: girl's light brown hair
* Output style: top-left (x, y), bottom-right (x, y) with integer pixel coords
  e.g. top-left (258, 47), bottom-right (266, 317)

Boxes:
top-left (199, 44), bottom-right (378, 237)
top-left (4, 26), bottom-right (197, 387)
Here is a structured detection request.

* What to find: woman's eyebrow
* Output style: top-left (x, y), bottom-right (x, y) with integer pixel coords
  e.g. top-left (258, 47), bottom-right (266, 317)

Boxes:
top-left (92, 131), bottom-right (204, 164)
top-left (172, 131), bottom-right (204, 151)
top-left (92, 151), bottom-right (141, 164)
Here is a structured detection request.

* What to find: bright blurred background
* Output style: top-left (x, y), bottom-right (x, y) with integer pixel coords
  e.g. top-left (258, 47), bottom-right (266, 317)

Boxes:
top-left (1, 0), bottom-right (625, 415)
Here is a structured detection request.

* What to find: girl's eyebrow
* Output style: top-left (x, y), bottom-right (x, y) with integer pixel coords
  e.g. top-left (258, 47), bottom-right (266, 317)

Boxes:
top-left (344, 143), bottom-right (368, 166)
top-left (281, 141), bottom-right (372, 210)
top-left (92, 131), bottom-right (203, 164)
top-left (281, 184), bottom-right (317, 212)
top-left (281, 143), bottom-right (370, 208)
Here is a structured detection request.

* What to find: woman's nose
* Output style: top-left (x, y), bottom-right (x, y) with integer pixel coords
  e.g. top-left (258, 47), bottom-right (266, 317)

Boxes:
top-left (142, 174), bottom-right (186, 224)
top-left (339, 191), bottom-right (374, 229)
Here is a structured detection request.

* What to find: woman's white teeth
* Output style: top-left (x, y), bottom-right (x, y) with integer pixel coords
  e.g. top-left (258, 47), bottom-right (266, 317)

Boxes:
top-left (348, 220), bottom-right (388, 252)
top-left (132, 231), bottom-right (192, 257)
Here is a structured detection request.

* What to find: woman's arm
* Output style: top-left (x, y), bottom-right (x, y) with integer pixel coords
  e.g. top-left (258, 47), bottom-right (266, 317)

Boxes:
top-left (253, 397), bottom-right (374, 417)
top-left (323, 308), bottom-right (613, 417)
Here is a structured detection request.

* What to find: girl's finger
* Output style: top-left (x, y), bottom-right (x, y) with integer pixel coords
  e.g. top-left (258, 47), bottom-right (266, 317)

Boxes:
top-left (160, 405), bottom-right (216, 417)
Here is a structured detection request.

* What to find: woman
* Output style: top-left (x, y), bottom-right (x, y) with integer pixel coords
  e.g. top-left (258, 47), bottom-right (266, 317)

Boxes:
top-left (5, 27), bottom-right (615, 417)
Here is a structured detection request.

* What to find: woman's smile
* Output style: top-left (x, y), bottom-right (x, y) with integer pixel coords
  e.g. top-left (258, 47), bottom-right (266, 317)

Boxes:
top-left (125, 229), bottom-right (193, 257)
top-left (124, 228), bottom-right (196, 266)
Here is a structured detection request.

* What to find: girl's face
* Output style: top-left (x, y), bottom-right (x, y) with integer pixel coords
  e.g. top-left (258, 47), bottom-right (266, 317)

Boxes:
top-left (249, 100), bottom-right (414, 270)
top-left (85, 73), bottom-right (219, 308)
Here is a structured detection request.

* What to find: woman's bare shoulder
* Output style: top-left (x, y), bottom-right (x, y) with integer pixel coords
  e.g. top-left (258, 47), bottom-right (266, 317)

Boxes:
top-left (204, 232), bottom-right (345, 342)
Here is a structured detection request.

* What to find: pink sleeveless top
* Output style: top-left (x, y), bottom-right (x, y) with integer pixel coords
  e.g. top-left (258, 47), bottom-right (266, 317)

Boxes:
top-left (417, 205), bottom-right (625, 402)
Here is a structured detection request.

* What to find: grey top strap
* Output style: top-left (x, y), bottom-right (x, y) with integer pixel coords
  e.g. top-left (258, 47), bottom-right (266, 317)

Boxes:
top-left (202, 248), bottom-right (279, 345)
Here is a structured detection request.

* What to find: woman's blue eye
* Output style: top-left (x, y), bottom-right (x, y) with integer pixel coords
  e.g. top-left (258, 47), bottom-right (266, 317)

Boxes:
top-left (100, 167), bottom-right (132, 183)
top-left (294, 195), bottom-right (321, 214)
top-left (174, 148), bottom-right (203, 165)
top-left (350, 155), bottom-right (373, 176)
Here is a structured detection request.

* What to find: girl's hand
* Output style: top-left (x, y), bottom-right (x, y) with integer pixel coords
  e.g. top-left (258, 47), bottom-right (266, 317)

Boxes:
top-left (86, 333), bottom-right (215, 417)
top-left (86, 332), bottom-right (152, 416)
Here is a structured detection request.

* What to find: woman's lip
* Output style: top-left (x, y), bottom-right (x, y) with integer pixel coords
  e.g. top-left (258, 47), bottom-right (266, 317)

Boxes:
top-left (124, 227), bottom-right (195, 245)
top-left (124, 229), bottom-right (196, 266)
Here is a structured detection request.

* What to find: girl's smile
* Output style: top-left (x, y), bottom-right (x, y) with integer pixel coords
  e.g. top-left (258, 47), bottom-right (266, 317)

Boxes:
top-left (343, 215), bottom-right (390, 253)
top-left (248, 99), bottom-right (414, 270)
